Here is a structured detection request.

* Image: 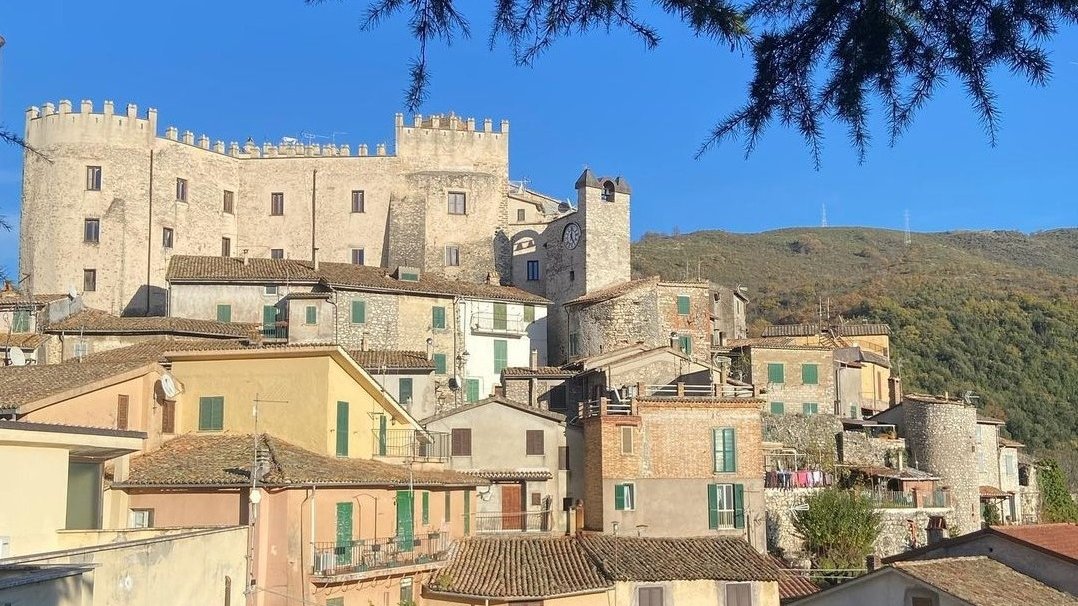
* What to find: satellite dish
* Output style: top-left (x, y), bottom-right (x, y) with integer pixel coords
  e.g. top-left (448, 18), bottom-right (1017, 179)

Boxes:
top-left (68, 284), bottom-right (78, 300)
top-left (448, 376), bottom-right (462, 391)
top-left (7, 348), bottom-right (26, 367)
top-left (160, 373), bottom-right (182, 398)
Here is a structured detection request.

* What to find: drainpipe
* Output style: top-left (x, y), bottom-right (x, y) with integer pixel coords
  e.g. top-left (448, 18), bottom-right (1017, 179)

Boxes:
top-left (300, 484), bottom-right (317, 603)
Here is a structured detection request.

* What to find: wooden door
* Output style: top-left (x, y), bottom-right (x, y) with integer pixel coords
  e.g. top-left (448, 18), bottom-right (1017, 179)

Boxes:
top-left (501, 484), bottom-right (522, 531)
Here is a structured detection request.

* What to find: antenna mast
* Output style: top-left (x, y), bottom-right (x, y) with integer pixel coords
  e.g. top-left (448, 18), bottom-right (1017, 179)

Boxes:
top-left (904, 210), bottom-right (912, 246)
top-left (821, 203), bottom-right (828, 228)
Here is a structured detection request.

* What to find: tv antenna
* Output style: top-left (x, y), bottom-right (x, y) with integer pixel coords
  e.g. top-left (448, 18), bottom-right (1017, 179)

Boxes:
top-left (821, 202), bottom-right (828, 228)
top-left (904, 210), bottom-right (912, 246)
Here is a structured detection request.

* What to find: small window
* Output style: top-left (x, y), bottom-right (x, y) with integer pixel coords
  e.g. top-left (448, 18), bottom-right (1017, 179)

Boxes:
top-left (558, 446), bottom-right (569, 470)
top-left (910, 597), bottom-right (937, 606)
top-left (399, 378), bottom-right (413, 404)
top-left (526, 430), bottom-right (544, 455)
top-left (568, 333), bottom-right (580, 357)
top-left (129, 509), bottom-right (154, 529)
top-left (162, 227), bottom-right (174, 249)
top-left (526, 260), bottom-right (540, 281)
top-left (270, 192), bottom-right (284, 216)
top-left (223, 190), bottom-right (234, 214)
top-left (83, 218), bottom-right (100, 243)
top-left (176, 178), bottom-right (188, 202)
top-left (620, 426), bottom-right (633, 454)
top-left (802, 363), bottom-right (819, 385)
top-left (523, 305), bottom-right (535, 323)
top-left (724, 582), bottom-right (752, 606)
top-left (445, 245), bottom-right (460, 267)
top-left (767, 362), bottom-right (785, 384)
top-left (770, 401), bottom-right (785, 415)
top-left (569, 270), bottom-right (575, 282)
top-left (305, 305), bottom-right (317, 325)
top-left (678, 334), bottom-right (693, 355)
top-left (709, 484), bottom-right (735, 528)
top-left (221, 237), bottom-right (231, 257)
top-left (447, 192), bottom-right (467, 215)
top-left (350, 300), bottom-right (366, 324)
top-left (86, 166), bottom-right (102, 191)
top-left (433, 353), bottom-right (447, 374)
top-left (116, 394), bottom-right (130, 430)
top-left (270, 248), bottom-right (284, 259)
top-left (351, 248), bottom-right (365, 265)
top-left (531, 492), bottom-right (542, 507)
top-left (432, 306), bottom-right (446, 329)
top-left (677, 295), bottom-right (691, 315)
top-left (161, 400), bottom-right (176, 434)
top-left (614, 483), bottom-right (635, 510)
top-left (351, 190), bottom-right (365, 213)
top-left (12, 310), bottom-right (30, 332)
top-left (264, 285), bottom-right (278, 295)
top-left (601, 181), bottom-right (615, 202)
top-left (516, 208), bottom-right (526, 222)
top-left (451, 428), bottom-right (472, 456)
top-left (803, 402), bottom-right (819, 415)
top-left (198, 396), bottom-right (224, 431)
top-left (216, 304), bottom-right (232, 323)
top-left (713, 427), bottom-right (737, 473)
top-left (83, 269), bottom-right (97, 292)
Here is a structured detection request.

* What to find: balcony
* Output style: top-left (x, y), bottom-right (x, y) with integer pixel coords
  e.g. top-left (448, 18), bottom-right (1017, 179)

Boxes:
top-left (578, 382), bottom-right (756, 419)
top-left (858, 489), bottom-right (951, 509)
top-left (474, 510), bottom-right (553, 533)
top-left (312, 532), bottom-right (449, 578)
top-left (372, 429), bottom-right (450, 461)
top-left (470, 312), bottom-right (528, 337)
top-left (261, 321), bottom-right (288, 342)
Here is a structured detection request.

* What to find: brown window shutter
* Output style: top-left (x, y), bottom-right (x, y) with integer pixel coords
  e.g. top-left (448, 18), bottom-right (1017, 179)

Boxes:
top-left (161, 400), bottom-right (176, 434)
top-left (116, 395), bottom-right (130, 430)
top-left (462, 428), bottom-right (472, 456)
top-left (531, 492), bottom-right (541, 506)
top-left (452, 428), bottom-right (472, 456)
top-left (558, 446), bottom-right (569, 470)
top-left (526, 430), bottom-right (544, 455)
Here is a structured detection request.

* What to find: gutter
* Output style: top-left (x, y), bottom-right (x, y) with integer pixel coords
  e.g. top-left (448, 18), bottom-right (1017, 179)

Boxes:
top-left (423, 586), bottom-right (613, 602)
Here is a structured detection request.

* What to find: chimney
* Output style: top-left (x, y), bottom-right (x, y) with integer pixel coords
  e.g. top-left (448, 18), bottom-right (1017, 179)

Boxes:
top-left (529, 349), bottom-right (539, 370)
top-left (888, 375), bottom-right (902, 408)
top-left (574, 500), bottom-right (585, 536)
top-left (242, 249), bottom-right (249, 266)
top-left (865, 555), bottom-right (878, 572)
top-left (312, 247), bottom-right (319, 271)
top-left (494, 384), bottom-right (505, 398)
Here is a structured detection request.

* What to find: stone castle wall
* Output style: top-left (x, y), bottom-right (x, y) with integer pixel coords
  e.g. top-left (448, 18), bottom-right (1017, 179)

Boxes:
top-left (903, 399), bottom-right (981, 534)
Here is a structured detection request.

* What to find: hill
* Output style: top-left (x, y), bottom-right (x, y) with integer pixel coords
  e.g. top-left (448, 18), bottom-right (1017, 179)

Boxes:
top-left (631, 227), bottom-right (1078, 454)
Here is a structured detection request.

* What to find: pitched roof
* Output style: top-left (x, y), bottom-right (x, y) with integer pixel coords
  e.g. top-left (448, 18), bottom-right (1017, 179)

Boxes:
top-left (890, 557), bottom-right (1076, 606)
top-left (0, 333), bottom-right (50, 349)
top-left (999, 436), bottom-right (1025, 448)
top-left (421, 396), bottom-right (565, 424)
top-left (47, 308), bottom-right (257, 338)
top-left (762, 323), bottom-right (891, 338)
top-left (69, 338), bottom-right (250, 364)
top-left (579, 535), bottom-right (782, 582)
top-left (769, 556), bottom-right (821, 601)
top-left (117, 433), bottom-right (485, 488)
top-left (565, 277), bottom-right (661, 306)
top-left (347, 350), bottom-right (435, 371)
top-left (0, 360), bottom-right (156, 411)
top-left (990, 523), bottom-right (1078, 561)
top-left (166, 256), bottom-right (549, 304)
top-left (428, 536), bottom-right (611, 599)
top-left (727, 337), bottom-right (833, 351)
top-left (502, 366), bottom-right (577, 378)
top-left (0, 290), bottom-right (71, 307)
top-left (980, 485), bottom-right (1011, 498)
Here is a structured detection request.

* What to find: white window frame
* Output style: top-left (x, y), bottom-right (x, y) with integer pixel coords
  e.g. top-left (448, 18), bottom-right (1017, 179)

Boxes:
top-left (445, 245), bottom-right (460, 267)
top-left (713, 483), bottom-right (735, 529)
top-left (616, 482), bottom-right (635, 511)
top-left (724, 582), bottom-right (754, 606)
top-left (129, 508), bottom-right (154, 528)
top-left (86, 166), bottom-right (102, 191)
top-left (447, 191), bottom-right (467, 215)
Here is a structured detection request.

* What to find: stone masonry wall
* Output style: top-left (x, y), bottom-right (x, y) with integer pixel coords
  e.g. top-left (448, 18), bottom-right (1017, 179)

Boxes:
top-left (762, 413), bottom-right (844, 468)
top-left (904, 399), bottom-right (980, 535)
top-left (839, 431), bottom-right (906, 468)
top-left (751, 347), bottom-right (836, 415)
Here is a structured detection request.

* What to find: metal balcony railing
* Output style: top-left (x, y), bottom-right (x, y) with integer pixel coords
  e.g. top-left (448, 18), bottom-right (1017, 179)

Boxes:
top-left (312, 532), bottom-right (449, 576)
top-left (470, 312), bottom-right (528, 336)
top-left (372, 429), bottom-right (450, 461)
top-left (474, 510), bottom-right (552, 533)
top-left (578, 382), bottom-right (756, 418)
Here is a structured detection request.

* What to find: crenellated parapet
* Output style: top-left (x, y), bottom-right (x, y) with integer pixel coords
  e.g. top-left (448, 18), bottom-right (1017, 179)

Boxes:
top-left (394, 112), bottom-right (509, 167)
top-left (25, 99), bottom-right (158, 148)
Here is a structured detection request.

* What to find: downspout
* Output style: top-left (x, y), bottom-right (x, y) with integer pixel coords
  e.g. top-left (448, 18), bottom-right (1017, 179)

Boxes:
top-left (310, 169), bottom-right (317, 262)
top-left (300, 483), bottom-right (316, 603)
top-left (145, 149), bottom-right (154, 314)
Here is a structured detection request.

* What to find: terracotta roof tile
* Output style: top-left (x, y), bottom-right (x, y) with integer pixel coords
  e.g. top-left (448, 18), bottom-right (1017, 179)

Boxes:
top-left (48, 308), bottom-right (258, 338)
top-left (891, 557), bottom-right (1077, 606)
top-left (564, 277), bottom-right (661, 306)
top-left (421, 396), bottom-right (565, 424)
top-left (68, 338), bottom-right (250, 364)
top-left (0, 360), bottom-right (155, 410)
top-left (429, 536), bottom-right (611, 599)
top-left (118, 433), bottom-right (486, 488)
top-left (579, 535), bottom-right (781, 582)
top-left (769, 557), bottom-right (820, 601)
top-left (979, 485), bottom-right (1011, 498)
top-left (762, 323), bottom-right (891, 338)
top-left (458, 469), bottom-right (554, 482)
top-left (0, 291), bottom-right (71, 306)
top-left (347, 350), bottom-right (435, 371)
top-left (502, 366), bottom-right (576, 378)
top-left (990, 523), bottom-right (1078, 560)
top-left (166, 256), bottom-right (549, 304)
top-left (0, 333), bottom-right (50, 349)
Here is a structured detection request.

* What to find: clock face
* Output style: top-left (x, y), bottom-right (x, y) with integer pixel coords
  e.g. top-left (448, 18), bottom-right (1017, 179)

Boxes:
top-left (563, 223), bottom-right (581, 249)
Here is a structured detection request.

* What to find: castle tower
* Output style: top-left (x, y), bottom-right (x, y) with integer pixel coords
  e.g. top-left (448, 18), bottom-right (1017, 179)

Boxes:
top-left (576, 169), bottom-right (631, 294)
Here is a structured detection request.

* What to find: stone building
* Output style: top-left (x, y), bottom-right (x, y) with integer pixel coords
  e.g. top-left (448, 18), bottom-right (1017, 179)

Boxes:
top-left (731, 341), bottom-right (837, 416)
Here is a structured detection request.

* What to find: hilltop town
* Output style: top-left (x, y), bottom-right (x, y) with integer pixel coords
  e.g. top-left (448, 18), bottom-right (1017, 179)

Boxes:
top-left (1, 101), bottom-right (1076, 606)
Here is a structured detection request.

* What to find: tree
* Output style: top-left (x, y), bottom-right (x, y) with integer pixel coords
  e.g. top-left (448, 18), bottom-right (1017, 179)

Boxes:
top-left (308, 0), bottom-right (1078, 164)
top-left (792, 489), bottom-right (882, 571)
top-left (1039, 458), bottom-right (1078, 523)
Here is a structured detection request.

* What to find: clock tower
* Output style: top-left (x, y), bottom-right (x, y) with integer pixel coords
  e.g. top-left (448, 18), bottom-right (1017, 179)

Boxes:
top-left (576, 169), bottom-right (631, 294)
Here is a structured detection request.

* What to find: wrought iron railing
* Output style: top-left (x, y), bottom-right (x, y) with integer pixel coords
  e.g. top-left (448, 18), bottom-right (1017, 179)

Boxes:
top-left (861, 489), bottom-right (916, 508)
top-left (578, 382), bottom-right (756, 418)
top-left (372, 429), bottom-right (450, 460)
top-left (312, 532), bottom-right (449, 576)
top-left (470, 312), bottom-right (528, 335)
top-left (474, 510), bottom-right (552, 533)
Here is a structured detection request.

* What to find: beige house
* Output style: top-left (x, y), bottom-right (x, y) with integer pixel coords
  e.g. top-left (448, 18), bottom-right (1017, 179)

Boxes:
top-left (729, 340), bottom-right (837, 417)
top-left (0, 287), bottom-right (83, 364)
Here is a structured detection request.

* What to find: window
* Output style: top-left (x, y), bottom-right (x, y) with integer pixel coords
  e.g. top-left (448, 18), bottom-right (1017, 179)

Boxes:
top-left (221, 237), bottom-right (231, 257)
top-left (12, 310), bottom-right (30, 332)
top-left (708, 484), bottom-right (735, 528)
top-left (326, 598), bottom-right (344, 606)
top-left (305, 305), bottom-right (317, 325)
top-left (713, 427), bottom-right (737, 473)
top-left (677, 295), bottom-right (691, 315)
top-left (526, 430), bottom-right (544, 455)
top-left (531, 492), bottom-right (542, 507)
top-left (493, 303), bottom-right (508, 331)
top-left (516, 208), bottom-right (526, 222)
top-left (526, 260), bottom-right (540, 281)
top-left (83, 269), bottom-right (97, 292)
top-left (770, 401), bottom-right (785, 415)
top-left (176, 178), bottom-right (188, 202)
top-left (223, 190), bottom-right (234, 214)
top-left (86, 166), bottom-right (102, 191)
top-left (466, 378), bottom-right (480, 403)
top-left (116, 395), bottom-right (130, 430)
top-left (444, 492), bottom-right (452, 523)
top-left (601, 181), bottom-right (615, 201)
top-left (351, 248), bottom-right (364, 265)
top-left (451, 428), bottom-right (472, 456)
top-left (569, 270), bottom-right (575, 282)
top-left (83, 218), bottom-right (100, 243)
top-left (351, 190), bottom-right (365, 213)
top-left (447, 191), bottom-right (466, 215)
top-left (270, 192), bottom-right (284, 215)
top-left (216, 304), bottom-right (232, 323)
top-left (493, 340), bottom-right (509, 375)
top-left (767, 362), bottom-right (784, 384)
top-left (270, 248), bottom-right (284, 259)
top-left (433, 353), bottom-right (447, 374)
top-left (336, 401), bottom-right (349, 457)
top-left (678, 334), bottom-right (693, 355)
top-left (614, 483), bottom-right (635, 510)
top-left (802, 363), bottom-right (819, 385)
top-left (725, 582), bottom-right (753, 606)
top-left (198, 396), bottom-right (224, 431)
top-left (620, 426), bottom-right (633, 454)
top-left (445, 245), bottom-right (460, 267)
top-left (129, 509), bottom-right (154, 529)
top-left (568, 333), bottom-right (580, 357)
top-left (803, 402), bottom-right (819, 415)
top-left (264, 285), bottom-right (278, 295)
top-left (399, 378), bottom-right (413, 404)
top-left (432, 306), bottom-right (446, 329)
top-left (558, 446), bottom-right (569, 470)
top-left (161, 400), bottom-right (176, 434)
top-left (637, 587), bottom-right (663, 606)
top-left (523, 305), bottom-right (535, 323)
top-left (910, 597), bottom-right (937, 606)
top-left (351, 300), bottom-right (366, 324)
top-left (162, 227), bottom-right (174, 249)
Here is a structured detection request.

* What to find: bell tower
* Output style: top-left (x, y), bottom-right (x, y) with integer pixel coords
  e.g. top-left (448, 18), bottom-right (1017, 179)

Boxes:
top-left (576, 169), bottom-right (631, 294)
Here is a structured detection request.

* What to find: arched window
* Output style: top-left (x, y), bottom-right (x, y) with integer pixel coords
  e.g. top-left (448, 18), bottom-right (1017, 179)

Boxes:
top-left (601, 181), bottom-right (615, 201)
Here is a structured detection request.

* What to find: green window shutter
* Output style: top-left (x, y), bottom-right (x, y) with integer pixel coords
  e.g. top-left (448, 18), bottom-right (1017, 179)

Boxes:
top-left (433, 353), bottom-right (447, 374)
top-left (351, 300), bottom-right (366, 324)
top-left (677, 295), bottom-right (691, 315)
top-left (523, 305), bottom-right (535, 323)
top-left (803, 402), bottom-right (818, 415)
top-left (336, 401), bottom-right (349, 457)
top-left (216, 304), bottom-right (231, 323)
top-left (199, 396), bottom-right (224, 431)
top-left (679, 335), bottom-right (692, 355)
top-left (261, 305), bottom-right (277, 337)
top-left (335, 502), bottom-right (353, 565)
top-left (396, 490), bottom-right (414, 552)
top-left (770, 401), bottom-right (785, 415)
top-left (399, 378), bottom-right (413, 404)
top-left (327, 599), bottom-right (344, 606)
top-left (733, 484), bottom-right (745, 529)
top-left (12, 310), bottom-right (30, 332)
top-left (614, 484), bottom-right (626, 510)
top-left (708, 484), bottom-right (719, 529)
top-left (432, 306), bottom-right (446, 329)
top-left (767, 363), bottom-right (785, 384)
top-left (378, 415), bottom-right (387, 456)
top-left (493, 303), bottom-right (507, 330)
top-left (466, 379), bottom-right (480, 403)
top-left (493, 339), bottom-right (508, 374)
top-left (305, 305), bottom-right (317, 324)
top-left (723, 428), bottom-right (737, 472)
top-left (444, 492), bottom-right (451, 523)
top-left (198, 397), bottom-right (211, 430)
top-left (422, 491), bottom-right (430, 525)
top-left (802, 363), bottom-right (819, 385)
top-left (464, 490), bottom-right (471, 535)
top-left (712, 428), bottom-right (721, 472)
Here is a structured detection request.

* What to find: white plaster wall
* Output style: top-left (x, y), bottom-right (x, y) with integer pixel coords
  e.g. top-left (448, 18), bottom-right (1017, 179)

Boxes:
top-left (460, 299), bottom-right (547, 399)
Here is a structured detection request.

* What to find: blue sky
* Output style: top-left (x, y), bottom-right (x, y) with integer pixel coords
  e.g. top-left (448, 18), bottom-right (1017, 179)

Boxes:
top-left (1, 1), bottom-right (1076, 275)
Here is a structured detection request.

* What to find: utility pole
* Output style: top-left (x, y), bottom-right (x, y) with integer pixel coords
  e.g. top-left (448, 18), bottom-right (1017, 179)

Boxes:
top-left (245, 393), bottom-right (288, 606)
